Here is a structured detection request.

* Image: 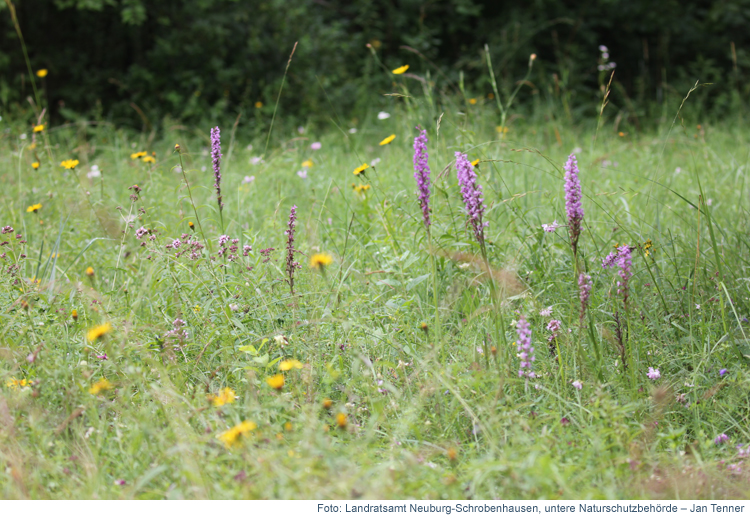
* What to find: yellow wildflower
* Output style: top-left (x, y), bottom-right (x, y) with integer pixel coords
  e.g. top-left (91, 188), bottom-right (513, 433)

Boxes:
top-left (31, 162), bottom-right (40, 170)
top-left (130, 151), bottom-right (147, 159)
top-left (496, 126), bottom-right (509, 137)
top-left (279, 359), bottom-right (303, 371)
top-left (174, 144), bottom-right (180, 151)
top-left (322, 398), bottom-right (333, 409)
top-left (471, 159), bottom-right (480, 167)
top-left (254, 101), bottom-right (263, 109)
top-left (379, 134), bottom-right (396, 146)
top-left (141, 155), bottom-right (156, 164)
top-left (644, 239), bottom-right (653, 258)
top-left (85, 266), bottom-right (94, 276)
top-left (28, 143), bottom-right (37, 150)
top-left (89, 378), bottom-right (113, 395)
top-left (33, 124), bottom-right (44, 133)
top-left (352, 184), bottom-right (371, 195)
top-left (86, 322), bottom-right (112, 342)
top-left (336, 412), bottom-right (348, 429)
top-left (468, 98), bottom-right (477, 105)
top-left (60, 159), bottom-right (79, 170)
top-left (301, 159), bottom-right (314, 169)
top-left (309, 252), bottom-right (333, 270)
top-left (36, 69), bottom-right (48, 78)
top-left (266, 373), bottom-right (285, 391)
top-left (211, 387), bottom-right (237, 407)
top-left (188, 221), bottom-right (195, 231)
top-left (392, 65), bottom-right (409, 75)
top-left (353, 163), bottom-right (369, 175)
top-left (218, 420), bottom-right (257, 448)
top-left (26, 203), bottom-right (42, 213)
top-left (6, 377), bottom-right (30, 389)
top-left (71, 309), bottom-right (78, 321)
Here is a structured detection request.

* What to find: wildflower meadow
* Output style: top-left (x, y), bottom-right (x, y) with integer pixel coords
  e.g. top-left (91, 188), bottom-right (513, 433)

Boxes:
top-left (2, 28), bottom-right (750, 500)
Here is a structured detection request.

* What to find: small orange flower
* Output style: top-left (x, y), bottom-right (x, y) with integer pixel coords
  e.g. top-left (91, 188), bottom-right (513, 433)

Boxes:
top-left (85, 266), bottom-right (94, 276)
top-left (336, 412), bottom-right (347, 429)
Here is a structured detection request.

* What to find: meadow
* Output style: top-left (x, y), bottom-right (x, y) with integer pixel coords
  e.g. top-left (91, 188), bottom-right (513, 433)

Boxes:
top-left (1, 79), bottom-right (750, 499)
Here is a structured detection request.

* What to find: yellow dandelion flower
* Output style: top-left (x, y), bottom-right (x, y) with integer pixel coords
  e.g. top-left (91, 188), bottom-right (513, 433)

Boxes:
top-left (279, 359), bottom-right (303, 371)
top-left (353, 163), bottom-right (369, 175)
top-left (89, 378), bottom-right (113, 395)
top-left (392, 65), bottom-right (409, 75)
top-left (618, 131), bottom-right (625, 137)
top-left (322, 398), bottom-right (333, 409)
top-left (218, 420), bottom-right (257, 448)
top-left (471, 159), bottom-right (480, 167)
top-left (85, 266), bottom-right (94, 276)
top-left (254, 101), bottom-right (263, 109)
top-left (174, 144), bottom-right (180, 151)
top-left (188, 221), bottom-right (195, 231)
top-left (309, 252), bottom-right (333, 270)
top-left (301, 159), bottom-right (313, 168)
top-left (141, 155), bottom-right (156, 164)
top-left (33, 124), bottom-right (44, 133)
top-left (468, 98), bottom-right (477, 105)
top-left (26, 203), bottom-right (42, 213)
top-left (60, 159), bottom-right (79, 170)
top-left (6, 377), bottom-right (30, 389)
top-left (130, 151), bottom-right (146, 159)
top-left (266, 373), bottom-right (285, 390)
top-left (36, 69), bottom-right (48, 78)
top-left (86, 322), bottom-right (112, 342)
top-left (336, 412), bottom-right (348, 429)
top-left (211, 387), bottom-right (237, 407)
top-left (379, 134), bottom-right (396, 146)
top-left (31, 162), bottom-right (40, 170)
top-left (71, 309), bottom-right (78, 321)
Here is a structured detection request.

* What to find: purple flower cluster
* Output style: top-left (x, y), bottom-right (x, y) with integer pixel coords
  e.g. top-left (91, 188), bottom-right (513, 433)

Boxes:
top-left (1, 226), bottom-right (13, 235)
top-left (714, 433), bottom-right (729, 445)
top-left (647, 367), bottom-right (660, 380)
top-left (165, 318), bottom-right (188, 352)
top-left (546, 319), bottom-right (562, 343)
top-left (455, 152), bottom-right (487, 244)
top-left (516, 314), bottom-right (536, 378)
top-left (217, 235), bottom-right (240, 262)
top-left (285, 205), bottom-right (301, 294)
top-left (564, 154), bottom-right (584, 255)
top-left (210, 126), bottom-right (223, 211)
top-left (602, 245), bottom-right (633, 307)
top-left (413, 128), bottom-right (431, 228)
top-left (166, 233), bottom-right (205, 260)
top-left (578, 273), bottom-right (592, 322)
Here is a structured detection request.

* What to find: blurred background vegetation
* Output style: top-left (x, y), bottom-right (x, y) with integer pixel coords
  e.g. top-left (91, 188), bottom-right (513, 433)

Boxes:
top-left (1, 0), bottom-right (749, 129)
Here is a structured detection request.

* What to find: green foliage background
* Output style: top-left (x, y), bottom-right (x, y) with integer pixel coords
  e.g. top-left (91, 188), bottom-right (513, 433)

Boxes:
top-left (2, 0), bottom-right (750, 126)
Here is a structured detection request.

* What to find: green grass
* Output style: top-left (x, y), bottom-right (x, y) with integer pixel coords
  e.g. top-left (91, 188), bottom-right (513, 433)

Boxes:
top-left (1, 103), bottom-right (749, 499)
